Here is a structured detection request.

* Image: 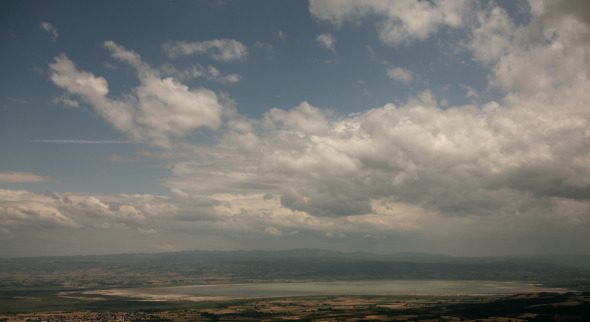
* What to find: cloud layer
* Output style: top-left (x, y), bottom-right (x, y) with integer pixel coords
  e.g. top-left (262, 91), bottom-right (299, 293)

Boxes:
top-left (2, 1), bottom-right (590, 256)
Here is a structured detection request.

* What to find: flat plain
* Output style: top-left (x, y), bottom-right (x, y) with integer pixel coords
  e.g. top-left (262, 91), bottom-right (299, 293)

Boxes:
top-left (2, 249), bottom-right (590, 321)
top-left (2, 291), bottom-right (590, 321)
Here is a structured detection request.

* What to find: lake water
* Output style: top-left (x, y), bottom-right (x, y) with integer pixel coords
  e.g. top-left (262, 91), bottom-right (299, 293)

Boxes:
top-left (98, 280), bottom-right (568, 300)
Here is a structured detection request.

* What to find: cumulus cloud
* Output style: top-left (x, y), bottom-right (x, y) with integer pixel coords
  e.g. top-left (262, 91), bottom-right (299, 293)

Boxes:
top-left (0, 190), bottom-right (79, 229)
top-left (163, 39), bottom-right (248, 61)
top-left (466, 1), bottom-right (590, 104)
top-left (215, 12), bottom-right (590, 220)
top-left (0, 172), bottom-right (60, 183)
top-left (252, 88), bottom-right (590, 219)
top-left (316, 33), bottom-right (337, 53)
top-left (55, 3), bottom-right (590, 224)
top-left (162, 1), bottom-right (590, 253)
top-left (39, 2), bottom-right (590, 255)
top-left (309, 0), bottom-right (470, 46)
top-left (50, 54), bottom-right (110, 98)
top-left (40, 22), bottom-right (58, 41)
top-left (0, 189), bottom-right (220, 233)
top-left (49, 41), bottom-right (225, 149)
top-left (252, 1), bottom-right (583, 223)
top-left (265, 101), bottom-right (331, 135)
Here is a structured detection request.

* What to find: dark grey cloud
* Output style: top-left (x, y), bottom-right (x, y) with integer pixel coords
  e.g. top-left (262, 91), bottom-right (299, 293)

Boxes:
top-left (281, 189), bottom-right (372, 218)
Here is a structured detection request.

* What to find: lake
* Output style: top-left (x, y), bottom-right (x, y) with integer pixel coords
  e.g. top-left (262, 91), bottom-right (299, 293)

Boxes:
top-left (90, 280), bottom-right (569, 301)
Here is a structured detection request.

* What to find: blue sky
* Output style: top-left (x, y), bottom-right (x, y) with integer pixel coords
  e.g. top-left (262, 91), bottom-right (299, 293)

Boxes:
top-left (1, 0), bottom-right (590, 257)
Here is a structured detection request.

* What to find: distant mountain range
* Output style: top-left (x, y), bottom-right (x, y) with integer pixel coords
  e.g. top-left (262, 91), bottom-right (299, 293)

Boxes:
top-left (61, 247), bottom-right (588, 268)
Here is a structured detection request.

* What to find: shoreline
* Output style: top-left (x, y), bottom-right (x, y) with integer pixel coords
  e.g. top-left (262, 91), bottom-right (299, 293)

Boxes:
top-left (81, 279), bottom-right (572, 302)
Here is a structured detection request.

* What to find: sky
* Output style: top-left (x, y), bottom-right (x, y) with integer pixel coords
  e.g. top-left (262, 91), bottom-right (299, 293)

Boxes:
top-left (1, 0), bottom-right (590, 257)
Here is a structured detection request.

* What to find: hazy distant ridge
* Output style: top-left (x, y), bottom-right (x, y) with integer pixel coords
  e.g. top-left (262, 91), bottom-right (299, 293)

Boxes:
top-left (4, 248), bottom-right (590, 267)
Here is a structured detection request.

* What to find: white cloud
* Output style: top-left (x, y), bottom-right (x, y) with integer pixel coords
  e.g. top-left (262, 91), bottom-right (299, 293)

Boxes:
top-left (40, 21), bottom-right (58, 41)
top-left (386, 66), bottom-right (416, 84)
top-left (0, 189), bottom-right (219, 233)
top-left (38, 2), bottom-right (590, 255)
top-left (309, 0), bottom-right (470, 46)
top-left (294, 2), bottom-right (590, 224)
top-left (50, 54), bottom-right (110, 98)
top-left (467, 5), bottom-right (515, 64)
top-left (0, 190), bottom-right (79, 228)
top-left (208, 71), bottom-right (590, 223)
top-left (49, 42), bottom-right (225, 149)
top-left (133, 76), bottom-right (223, 139)
top-left (163, 39), bottom-right (248, 61)
top-left (316, 33), bottom-right (337, 53)
top-left (0, 172), bottom-right (59, 183)
top-left (104, 40), bottom-right (145, 70)
top-left (265, 101), bottom-right (331, 135)
top-left (473, 4), bottom-right (590, 104)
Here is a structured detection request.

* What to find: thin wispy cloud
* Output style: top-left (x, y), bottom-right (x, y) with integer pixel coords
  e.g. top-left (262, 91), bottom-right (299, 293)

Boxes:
top-left (386, 66), bottom-right (417, 84)
top-left (32, 139), bottom-right (132, 144)
top-left (6, 96), bottom-right (28, 104)
top-left (40, 21), bottom-right (58, 42)
top-left (163, 39), bottom-right (248, 61)
top-left (0, 171), bottom-right (60, 183)
top-left (52, 95), bottom-right (79, 107)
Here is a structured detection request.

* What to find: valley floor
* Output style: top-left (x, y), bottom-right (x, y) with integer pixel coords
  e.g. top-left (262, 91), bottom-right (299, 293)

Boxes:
top-left (1, 291), bottom-right (589, 321)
